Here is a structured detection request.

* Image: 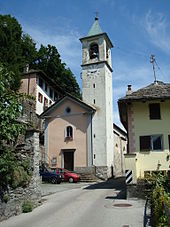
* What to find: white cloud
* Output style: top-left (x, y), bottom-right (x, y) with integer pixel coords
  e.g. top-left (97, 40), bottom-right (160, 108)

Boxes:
top-left (144, 10), bottom-right (170, 54)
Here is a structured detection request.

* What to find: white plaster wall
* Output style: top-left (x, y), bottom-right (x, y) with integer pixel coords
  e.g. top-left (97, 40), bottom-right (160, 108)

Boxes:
top-left (36, 78), bottom-right (54, 115)
top-left (105, 65), bottom-right (114, 168)
top-left (82, 63), bottom-right (113, 168)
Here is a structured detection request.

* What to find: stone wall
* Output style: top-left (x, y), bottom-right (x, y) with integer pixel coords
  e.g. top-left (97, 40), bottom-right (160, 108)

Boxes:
top-left (95, 166), bottom-right (109, 180)
top-left (0, 130), bottom-right (41, 222)
top-left (75, 166), bottom-right (95, 174)
top-left (21, 98), bottom-right (40, 129)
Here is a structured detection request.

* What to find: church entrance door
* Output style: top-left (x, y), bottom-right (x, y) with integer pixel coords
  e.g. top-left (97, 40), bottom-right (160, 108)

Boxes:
top-left (63, 150), bottom-right (74, 171)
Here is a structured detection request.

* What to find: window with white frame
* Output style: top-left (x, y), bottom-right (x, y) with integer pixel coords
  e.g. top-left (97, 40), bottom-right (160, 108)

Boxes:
top-left (65, 126), bottom-right (73, 140)
top-left (140, 135), bottom-right (163, 151)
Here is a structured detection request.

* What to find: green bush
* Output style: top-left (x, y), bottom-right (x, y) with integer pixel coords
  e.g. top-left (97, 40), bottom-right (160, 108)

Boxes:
top-left (12, 165), bottom-right (31, 189)
top-left (152, 185), bottom-right (169, 226)
top-left (2, 194), bottom-right (9, 203)
top-left (22, 200), bottom-right (33, 213)
top-left (0, 148), bottom-right (32, 190)
top-left (146, 173), bottom-right (170, 226)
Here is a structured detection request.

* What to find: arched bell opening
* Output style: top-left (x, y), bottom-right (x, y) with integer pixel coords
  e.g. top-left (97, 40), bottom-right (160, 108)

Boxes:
top-left (89, 43), bottom-right (99, 59)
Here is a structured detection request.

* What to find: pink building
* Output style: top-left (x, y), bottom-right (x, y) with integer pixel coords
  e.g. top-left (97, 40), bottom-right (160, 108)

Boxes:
top-left (19, 69), bottom-right (64, 115)
top-left (40, 94), bottom-right (95, 172)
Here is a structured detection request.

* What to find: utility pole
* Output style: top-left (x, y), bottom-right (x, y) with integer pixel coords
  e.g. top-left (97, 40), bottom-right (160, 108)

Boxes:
top-left (150, 54), bottom-right (157, 82)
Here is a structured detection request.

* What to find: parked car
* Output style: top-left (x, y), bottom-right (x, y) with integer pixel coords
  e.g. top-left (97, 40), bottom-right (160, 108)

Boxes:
top-left (40, 167), bottom-right (62, 184)
top-left (55, 168), bottom-right (80, 183)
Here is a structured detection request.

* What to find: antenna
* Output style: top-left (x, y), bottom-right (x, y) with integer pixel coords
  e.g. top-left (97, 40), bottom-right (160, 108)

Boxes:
top-left (150, 54), bottom-right (157, 83)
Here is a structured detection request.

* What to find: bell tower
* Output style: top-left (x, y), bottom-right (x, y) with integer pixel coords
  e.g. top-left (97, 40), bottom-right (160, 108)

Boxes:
top-left (80, 17), bottom-right (114, 179)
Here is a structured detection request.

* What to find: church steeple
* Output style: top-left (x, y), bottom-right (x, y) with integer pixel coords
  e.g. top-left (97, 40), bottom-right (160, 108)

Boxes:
top-left (87, 17), bottom-right (103, 37)
top-left (80, 18), bottom-right (114, 179)
top-left (80, 18), bottom-right (113, 71)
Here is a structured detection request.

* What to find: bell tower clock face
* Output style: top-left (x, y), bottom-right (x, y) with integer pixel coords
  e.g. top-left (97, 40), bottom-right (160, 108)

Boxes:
top-left (86, 64), bottom-right (100, 78)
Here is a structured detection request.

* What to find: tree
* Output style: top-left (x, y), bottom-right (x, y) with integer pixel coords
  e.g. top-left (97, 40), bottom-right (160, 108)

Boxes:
top-left (0, 64), bottom-right (30, 189)
top-left (34, 44), bottom-right (81, 98)
top-left (0, 14), bottom-right (23, 90)
top-left (0, 14), bottom-right (81, 98)
top-left (0, 64), bottom-right (25, 147)
top-left (0, 15), bottom-right (37, 91)
top-left (21, 33), bottom-right (37, 69)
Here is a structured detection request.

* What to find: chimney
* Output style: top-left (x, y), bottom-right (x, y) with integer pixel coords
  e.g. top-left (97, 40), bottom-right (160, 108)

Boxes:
top-left (24, 64), bottom-right (29, 73)
top-left (126, 84), bottom-right (132, 95)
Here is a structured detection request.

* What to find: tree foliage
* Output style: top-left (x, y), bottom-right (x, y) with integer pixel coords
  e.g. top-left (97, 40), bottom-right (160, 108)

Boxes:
top-left (0, 65), bottom-right (25, 146)
top-left (146, 173), bottom-right (170, 226)
top-left (0, 64), bottom-right (30, 190)
top-left (0, 14), bottom-right (23, 90)
top-left (34, 44), bottom-right (81, 97)
top-left (0, 14), bottom-right (80, 98)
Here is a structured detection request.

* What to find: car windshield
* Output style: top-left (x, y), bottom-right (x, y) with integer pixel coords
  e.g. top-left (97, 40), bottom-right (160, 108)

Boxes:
top-left (57, 168), bottom-right (69, 173)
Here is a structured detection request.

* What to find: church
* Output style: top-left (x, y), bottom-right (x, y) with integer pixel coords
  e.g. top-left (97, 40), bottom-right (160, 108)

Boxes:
top-left (40, 17), bottom-right (127, 180)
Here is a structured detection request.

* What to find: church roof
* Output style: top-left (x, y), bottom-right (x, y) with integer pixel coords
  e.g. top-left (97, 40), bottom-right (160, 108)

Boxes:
top-left (80, 18), bottom-right (113, 48)
top-left (119, 81), bottom-right (170, 102)
top-left (87, 18), bottom-right (103, 37)
top-left (40, 93), bottom-right (96, 118)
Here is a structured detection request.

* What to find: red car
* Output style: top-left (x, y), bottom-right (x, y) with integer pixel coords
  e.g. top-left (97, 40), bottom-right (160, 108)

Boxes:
top-left (55, 168), bottom-right (80, 183)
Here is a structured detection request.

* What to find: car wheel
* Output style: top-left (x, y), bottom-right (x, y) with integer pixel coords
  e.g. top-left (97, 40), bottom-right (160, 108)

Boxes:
top-left (51, 177), bottom-right (57, 184)
top-left (69, 177), bottom-right (74, 183)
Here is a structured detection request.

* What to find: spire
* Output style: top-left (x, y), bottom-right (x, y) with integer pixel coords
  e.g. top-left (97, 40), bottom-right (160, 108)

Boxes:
top-left (87, 16), bottom-right (103, 37)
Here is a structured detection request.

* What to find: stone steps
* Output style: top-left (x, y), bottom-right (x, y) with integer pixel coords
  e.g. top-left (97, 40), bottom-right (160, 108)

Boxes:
top-left (78, 173), bottom-right (99, 182)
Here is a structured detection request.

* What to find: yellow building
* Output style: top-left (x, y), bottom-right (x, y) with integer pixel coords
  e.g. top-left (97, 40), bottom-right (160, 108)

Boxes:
top-left (118, 81), bottom-right (170, 184)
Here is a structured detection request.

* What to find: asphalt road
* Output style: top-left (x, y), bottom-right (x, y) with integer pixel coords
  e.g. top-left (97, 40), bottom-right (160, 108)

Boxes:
top-left (0, 178), bottom-right (145, 227)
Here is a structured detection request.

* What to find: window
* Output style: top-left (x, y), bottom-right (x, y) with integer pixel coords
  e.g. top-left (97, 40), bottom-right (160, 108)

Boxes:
top-left (152, 135), bottom-right (162, 150)
top-left (140, 135), bottom-right (163, 151)
top-left (106, 46), bottom-right (109, 58)
top-left (94, 99), bottom-right (95, 104)
top-left (65, 126), bottom-right (73, 139)
top-left (93, 83), bottom-right (95, 88)
top-left (54, 92), bottom-right (58, 101)
top-left (44, 97), bottom-right (48, 110)
top-left (65, 107), bottom-right (71, 114)
top-left (89, 43), bottom-right (99, 59)
top-left (149, 103), bottom-right (161, 119)
top-left (39, 78), bottom-right (43, 88)
top-left (49, 100), bottom-right (52, 106)
top-left (50, 88), bottom-right (53, 98)
top-left (45, 83), bottom-right (48, 92)
top-left (38, 92), bottom-right (43, 103)
top-left (140, 136), bottom-right (151, 151)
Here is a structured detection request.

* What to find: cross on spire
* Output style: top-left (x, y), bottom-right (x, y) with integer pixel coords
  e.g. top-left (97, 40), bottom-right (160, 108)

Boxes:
top-left (95, 11), bottom-right (99, 20)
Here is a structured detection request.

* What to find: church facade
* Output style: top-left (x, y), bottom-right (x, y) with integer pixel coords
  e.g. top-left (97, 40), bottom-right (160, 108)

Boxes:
top-left (40, 18), bottom-right (126, 179)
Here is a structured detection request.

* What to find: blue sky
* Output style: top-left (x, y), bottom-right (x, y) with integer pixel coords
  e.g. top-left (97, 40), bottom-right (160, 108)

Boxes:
top-left (1, 0), bottom-right (170, 129)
